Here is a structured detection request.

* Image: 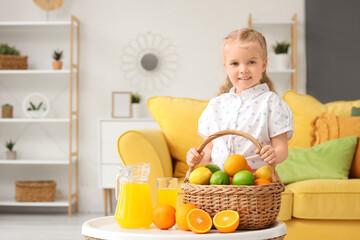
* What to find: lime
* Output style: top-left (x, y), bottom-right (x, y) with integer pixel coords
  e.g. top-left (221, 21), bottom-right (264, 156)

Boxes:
top-left (210, 171), bottom-right (230, 185)
top-left (189, 167), bottom-right (212, 185)
top-left (205, 164), bottom-right (221, 174)
top-left (254, 166), bottom-right (272, 182)
top-left (232, 170), bottom-right (254, 185)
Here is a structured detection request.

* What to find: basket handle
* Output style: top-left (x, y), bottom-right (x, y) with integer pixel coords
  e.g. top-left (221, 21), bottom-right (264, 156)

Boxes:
top-left (184, 129), bottom-right (282, 184)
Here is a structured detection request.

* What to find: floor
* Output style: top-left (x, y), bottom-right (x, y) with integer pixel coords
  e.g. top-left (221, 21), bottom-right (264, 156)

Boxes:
top-left (0, 212), bottom-right (103, 240)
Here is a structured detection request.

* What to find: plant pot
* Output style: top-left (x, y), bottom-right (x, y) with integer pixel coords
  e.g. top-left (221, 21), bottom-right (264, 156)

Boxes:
top-left (52, 60), bottom-right (63, 70)
top-left (27, 110), bottom-right (44, 118)
top-left (132, 103), bottom-right (142, 118)
top-left (273, 53), bottom-right (290, 70)
top-left (2, 105), bottom-right (13, 118)
top-left (6, 151), bottom-right (16, 160)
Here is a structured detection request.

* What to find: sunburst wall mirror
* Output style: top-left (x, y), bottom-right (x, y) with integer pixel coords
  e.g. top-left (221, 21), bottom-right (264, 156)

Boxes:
top-left (121, 32), bottom-right (179, 91)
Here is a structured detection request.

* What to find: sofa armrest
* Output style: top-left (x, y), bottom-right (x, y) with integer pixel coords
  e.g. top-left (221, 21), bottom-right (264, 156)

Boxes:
top-left (117, 129), bottom-right (172, 206)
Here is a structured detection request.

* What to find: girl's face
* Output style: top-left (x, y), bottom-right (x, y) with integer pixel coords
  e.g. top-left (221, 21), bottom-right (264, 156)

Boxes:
top-left (223, 40), bottom-right (267, 95)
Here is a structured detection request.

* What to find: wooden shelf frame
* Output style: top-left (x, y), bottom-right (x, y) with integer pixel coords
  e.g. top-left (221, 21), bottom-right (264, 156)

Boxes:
top-left (248, 14), bottom-right (298, 92)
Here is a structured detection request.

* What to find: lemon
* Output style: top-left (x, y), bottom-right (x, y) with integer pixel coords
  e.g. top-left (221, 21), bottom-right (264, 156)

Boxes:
top-left (189, 167), bottom-right (212, 185)
top-left (205, 164), bottom-right (221, 174)
top-left (232, 170), bottom-right (254, 185)
top-left (254, 166), bottom-right (272, 182)
top-left (210, 171), bottom-right (230, 185)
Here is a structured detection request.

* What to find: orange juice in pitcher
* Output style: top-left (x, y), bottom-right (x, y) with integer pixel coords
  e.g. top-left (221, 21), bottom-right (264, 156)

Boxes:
top-left (115, 163), bottom-right (153, 229)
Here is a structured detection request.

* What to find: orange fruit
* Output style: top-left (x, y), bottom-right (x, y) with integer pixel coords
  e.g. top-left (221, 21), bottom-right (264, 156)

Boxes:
top-left (175, 204), bottom-right (198, 231)
top-left (254, 166), bottom-right (272, 182)
top-left (229, 177), bottom-right (233, 185)
top-left (186, 208), bottom-right (212, 234)
top-left (224, 154), bottom-right (248, 177)
top-left (232, 170), bottom-right (254, 185)
top-left (152, 204), bottom-right (176, 229)
top-left (246, 165), bottom-right (253, 173)
top-left (213, 210), bottom-right (240, 233)
top-left (254, 178), bottom-right (272, 185)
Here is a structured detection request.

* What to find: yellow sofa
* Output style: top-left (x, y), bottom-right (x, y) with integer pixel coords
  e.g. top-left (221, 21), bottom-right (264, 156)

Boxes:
top-left (117, 92), bottom-right (360, 240)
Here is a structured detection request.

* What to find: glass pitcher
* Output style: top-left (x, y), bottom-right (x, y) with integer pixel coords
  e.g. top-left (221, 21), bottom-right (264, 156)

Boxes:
top-left (115, 163), bottom-right (153, 229)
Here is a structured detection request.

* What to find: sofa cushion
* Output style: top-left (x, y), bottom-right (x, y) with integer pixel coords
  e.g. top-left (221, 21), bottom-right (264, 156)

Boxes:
top-left (147, 96), bottom-right (209, 178)
top-left (287, 179), bottom-right (360, 219)
top-left (282, 90), bottom-right (360, 149)
top-left (276, 136), bottom-right (357, 184)
top-left (277, 187), bottom-right (293, 221)
top-left (311, 112), bottom-right (360, 178)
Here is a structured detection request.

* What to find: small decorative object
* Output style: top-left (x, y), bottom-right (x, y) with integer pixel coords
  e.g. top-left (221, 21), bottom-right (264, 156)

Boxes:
top-left (272, 41), bottom-right (291, 70)
top-left (33, 0), bottom-right (65, 21)
top-left (5, 139), bottom-right (16, 160)
top-left (112, 92), bottom-right (132, 118)
top-left (15, 180), bottom-right (56, 202)
top-left (0, 43), bottom-right (28, 70)
top-left (52, 49), bottom-right (63, 70)
top-left (22, 92), bottom-right (50, 119)
top-left (2, 103), bottom-right (13, 118)
top-left (131, 93), bottom-right (142, 118)
top-left (121, 32), bottom-right (179, 91)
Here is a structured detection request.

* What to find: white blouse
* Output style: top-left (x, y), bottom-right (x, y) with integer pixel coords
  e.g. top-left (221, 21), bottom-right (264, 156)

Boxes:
top-left (198, 83), bottom-right (294, 170)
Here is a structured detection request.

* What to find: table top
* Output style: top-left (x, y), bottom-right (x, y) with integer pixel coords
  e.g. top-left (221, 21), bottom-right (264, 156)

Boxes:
top-left (82, 216), bottom-right (287, 240)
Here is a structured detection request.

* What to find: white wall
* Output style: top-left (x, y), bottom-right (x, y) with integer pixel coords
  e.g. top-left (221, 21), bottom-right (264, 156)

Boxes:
top-left (0, 0), bottom-right (305, 212)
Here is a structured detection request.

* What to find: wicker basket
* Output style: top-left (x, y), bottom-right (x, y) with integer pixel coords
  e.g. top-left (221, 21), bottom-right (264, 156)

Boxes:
top-left (0, 54), bottom-right (28, 69)
top-left (182, 130), bottom-right (285, 230)
top-left (15, 180), bottom-right (56, 202)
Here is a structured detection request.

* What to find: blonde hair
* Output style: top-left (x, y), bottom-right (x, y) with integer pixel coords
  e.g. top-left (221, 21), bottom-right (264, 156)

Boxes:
top-left (217, 28), bottom-right (276, 95)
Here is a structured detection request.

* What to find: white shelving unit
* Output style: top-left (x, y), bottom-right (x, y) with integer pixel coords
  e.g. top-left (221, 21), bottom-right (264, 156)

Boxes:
top-left (248, 14), bottom-right (298, 92)
top-left (0, 16), bottom-right (80, 216)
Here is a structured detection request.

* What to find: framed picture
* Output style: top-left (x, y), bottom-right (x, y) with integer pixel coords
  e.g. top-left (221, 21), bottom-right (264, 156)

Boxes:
top-left (112, 92), bottom-right (132, 118)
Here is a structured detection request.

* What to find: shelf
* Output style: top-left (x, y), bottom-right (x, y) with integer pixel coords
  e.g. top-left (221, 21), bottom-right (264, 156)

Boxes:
top-left (0, 118), bottom-right (69, 123)
top-left (0, 21), bottom-right (71, 29)
top-left (0, 197), bottom-right (75, 207)
top-left (267, 69), bottom-right (296, 73)
top-left (0, 69), bottom-right (75, 76)
top-left (0, 159), bottom-right (72, 165)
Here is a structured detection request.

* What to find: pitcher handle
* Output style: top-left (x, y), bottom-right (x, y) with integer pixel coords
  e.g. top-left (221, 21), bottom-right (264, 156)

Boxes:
top-left (115, 174), bottom-right (120, 200)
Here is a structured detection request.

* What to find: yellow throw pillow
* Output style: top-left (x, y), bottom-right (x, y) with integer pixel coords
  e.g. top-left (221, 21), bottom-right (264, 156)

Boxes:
top-left (283, 90), bottom-right (360, 149)
top-left (147, 96), bottom-right (209, 178)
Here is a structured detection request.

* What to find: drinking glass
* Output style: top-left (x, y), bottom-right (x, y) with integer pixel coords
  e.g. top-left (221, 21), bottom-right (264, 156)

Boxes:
top-left (157, 177), bottom-right (178, 209)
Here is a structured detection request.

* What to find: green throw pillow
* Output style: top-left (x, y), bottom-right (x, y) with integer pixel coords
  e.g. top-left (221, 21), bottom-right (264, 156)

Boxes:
top-left (276, 136), bottom-right (357, 184)
top-left (351, 107), bottom-right (360, 116)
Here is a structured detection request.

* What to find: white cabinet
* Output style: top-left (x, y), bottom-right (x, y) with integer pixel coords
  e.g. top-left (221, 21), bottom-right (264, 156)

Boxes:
top-left (98, 118), bottom-right (159, 215)
top-left (0, 17), bottom-right (79, 216)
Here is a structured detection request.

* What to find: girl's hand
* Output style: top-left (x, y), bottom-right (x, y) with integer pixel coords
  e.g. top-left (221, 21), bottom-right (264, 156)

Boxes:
top-left (256, 145), bottom-right (277, 165)
top-left (186, 148), bottom-right (205, 167)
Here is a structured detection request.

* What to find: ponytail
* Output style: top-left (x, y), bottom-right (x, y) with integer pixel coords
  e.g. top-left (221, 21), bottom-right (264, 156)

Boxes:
top-left (260, 73), bottom-right (277, 94)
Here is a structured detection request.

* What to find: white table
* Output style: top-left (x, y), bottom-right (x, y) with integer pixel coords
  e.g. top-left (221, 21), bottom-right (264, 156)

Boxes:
top-left (82, 216), bottom-right (287, 240)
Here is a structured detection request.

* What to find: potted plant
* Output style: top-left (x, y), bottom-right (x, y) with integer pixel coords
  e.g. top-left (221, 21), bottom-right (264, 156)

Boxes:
top-left (131, 93), bottom-right (142, 118)
top-left (272, 41), bottom-right (291, 70)
top-left (0, 43), bottom-right (28, 70)
top-left (52, 49), bottom-right (63, 70)
top-left (2, 103), bottom-right (13, 118)
top-left (27, 101), bottom-right (46, 118)
top-left (5, 139), bottom-right (16, 160)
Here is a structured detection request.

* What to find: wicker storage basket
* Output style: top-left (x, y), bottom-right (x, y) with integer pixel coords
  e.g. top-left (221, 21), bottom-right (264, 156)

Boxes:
top-left (182, 130), bottom-right (285, 230)
top-left (15, 180), bottom-right (56, 202)
top-left (0, 54), bottom-right (28, 69)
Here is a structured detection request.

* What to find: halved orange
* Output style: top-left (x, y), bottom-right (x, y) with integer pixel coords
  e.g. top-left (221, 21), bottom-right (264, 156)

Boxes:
top-left (186, 208), bottom-right (212, 234)
top-left (213, 210), bottom-right (239, 233)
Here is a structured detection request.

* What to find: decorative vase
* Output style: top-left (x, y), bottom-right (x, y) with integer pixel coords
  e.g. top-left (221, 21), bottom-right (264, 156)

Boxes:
top-left (132, 103), bottom-right (142, 118)
top-left (2, 105), bottom-right (13, 118)
top-left (273, 53), bottom-right (290, 70)
top-left (52, 60), bottom-right (63, 70)
top-left (6, 151), bottom-right (16, 160)
top-left (27, 110), bottom-right (43, 118)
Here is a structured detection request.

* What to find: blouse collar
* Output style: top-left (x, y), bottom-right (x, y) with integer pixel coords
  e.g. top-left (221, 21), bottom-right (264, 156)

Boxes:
top-left (229, 83), bottom-right (269, 99)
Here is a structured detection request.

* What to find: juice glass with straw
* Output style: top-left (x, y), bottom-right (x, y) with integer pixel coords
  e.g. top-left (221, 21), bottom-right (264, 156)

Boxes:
top-left (157, 177), bottom-right (178, 209)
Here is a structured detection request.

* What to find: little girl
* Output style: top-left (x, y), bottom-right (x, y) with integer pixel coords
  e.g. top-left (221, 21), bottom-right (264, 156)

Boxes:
top-left (187, 28), bottom-right (294, 171)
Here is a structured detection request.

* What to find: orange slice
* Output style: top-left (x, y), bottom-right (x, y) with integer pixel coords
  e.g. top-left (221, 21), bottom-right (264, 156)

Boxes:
top-left (213, 210), bottom-right (239, 233)
top-left (186, 208), bottom-right (212, 234)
